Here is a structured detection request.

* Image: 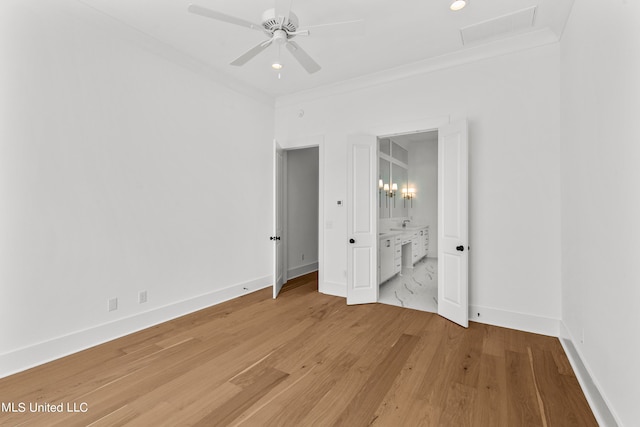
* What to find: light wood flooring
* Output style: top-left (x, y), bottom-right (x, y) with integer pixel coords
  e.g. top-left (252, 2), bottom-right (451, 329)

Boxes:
top-left (0, 272), bottom-right (597, 426)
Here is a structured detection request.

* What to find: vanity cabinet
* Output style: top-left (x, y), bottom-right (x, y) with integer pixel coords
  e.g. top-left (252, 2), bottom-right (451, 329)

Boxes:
top-left (379, 235), bottom-right (402, 284)
top-left (379, 237), bottom-right (395, 284)
top-left (411, 231), bottom-right (420, 264)
top-left (393, 236), bottom-right (402, 275)
top-left (415, 227), bottom-right (430, 260)
top-left (379, 226), bottom-right (429, 285)
top-left (409, 226), bottom-right (430, 266)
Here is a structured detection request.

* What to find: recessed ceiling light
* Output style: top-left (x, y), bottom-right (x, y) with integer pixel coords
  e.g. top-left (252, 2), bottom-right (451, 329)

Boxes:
top-left (271, 62), bottom-right (283, 70)
top-left (450, 0), bottom-right (468, 11)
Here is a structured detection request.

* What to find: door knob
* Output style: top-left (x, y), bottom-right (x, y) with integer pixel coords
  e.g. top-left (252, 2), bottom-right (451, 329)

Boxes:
top-left (349, 238), bottom-right (356, 244)
top-left (456, 245), bottom-right (464, 251)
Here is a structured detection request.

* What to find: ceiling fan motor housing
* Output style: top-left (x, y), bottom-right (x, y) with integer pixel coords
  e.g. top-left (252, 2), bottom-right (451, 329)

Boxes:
top-left (262, 8), bottom-right (299, 36)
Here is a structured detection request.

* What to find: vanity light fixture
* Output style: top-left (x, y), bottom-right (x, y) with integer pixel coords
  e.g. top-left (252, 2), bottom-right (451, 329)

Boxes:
top-left (380, 182), bottom-right (398, 207)
top-left (383, 183), bottom-right (390, 208)
top-left (450, 0), bottom-right (468, 11)
top-left (391, 183), bottom-right (398, 208)
top-left (402, 187), bottom-right (416, 207)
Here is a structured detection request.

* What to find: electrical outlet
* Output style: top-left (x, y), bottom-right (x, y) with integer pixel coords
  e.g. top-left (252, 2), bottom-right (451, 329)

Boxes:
top-left (302, 254), bottom-right (305, 261)
top-left (138, 291), bottom-right (147, 304)
top-left (108, 297), bottom-right (118, 312)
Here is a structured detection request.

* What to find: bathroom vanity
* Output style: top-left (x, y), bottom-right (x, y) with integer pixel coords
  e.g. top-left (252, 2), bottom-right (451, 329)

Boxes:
top-left (378, 225), bottom-right (429, 285)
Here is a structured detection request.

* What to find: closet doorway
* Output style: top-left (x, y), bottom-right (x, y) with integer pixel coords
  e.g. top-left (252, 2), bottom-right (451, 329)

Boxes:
top-left (283, 147), bottom-right (319, 285)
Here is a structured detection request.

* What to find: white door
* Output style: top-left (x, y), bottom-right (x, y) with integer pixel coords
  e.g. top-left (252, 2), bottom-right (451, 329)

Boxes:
top-left (273, 141), bottom-right (285, 298)
top-left (346, 135), bottom-right (378, 304)
top-left (437, 120), bottom-right (469, 327)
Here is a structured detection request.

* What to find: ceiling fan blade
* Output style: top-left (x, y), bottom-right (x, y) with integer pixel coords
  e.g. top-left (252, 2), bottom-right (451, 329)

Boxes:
top-left (274, 0), bottom-right (293, 22)
top-left (188, 4), bottom-right (265, 33)
top-left (285, 41), bottom-right (321, 74)
top-left (230, 39), bottom-right (273, 66)
top-left (303, 19), bottom-right (365, 37)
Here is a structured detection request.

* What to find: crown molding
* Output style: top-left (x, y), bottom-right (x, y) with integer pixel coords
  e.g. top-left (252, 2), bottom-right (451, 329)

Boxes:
top-left (275, 27), bottom-right (559, 108)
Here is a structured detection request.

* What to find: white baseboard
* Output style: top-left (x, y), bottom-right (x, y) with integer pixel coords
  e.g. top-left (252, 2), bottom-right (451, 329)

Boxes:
top-left (319, 280), bottom-right (346, 298)
top-left (0, 275), bottom-right (272, 379)
top-left (469, 304), bottom-right (560, 337)
top-left (287, 262), bottom-right (318, 281)
top-left (559, 322), bottom-right (620, 427)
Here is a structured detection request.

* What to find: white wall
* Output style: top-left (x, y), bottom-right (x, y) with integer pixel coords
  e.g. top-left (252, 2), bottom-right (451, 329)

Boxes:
top-left (560, 1), bottom-right (640, 425)
top-left (286, 147), bottom-right (319, 278)
top-left (0, 0), bottom-right (274, 376)
top-left (276, 43), bottom-right (562, 334)
top-left (408, 139), bottom-right (438, 257)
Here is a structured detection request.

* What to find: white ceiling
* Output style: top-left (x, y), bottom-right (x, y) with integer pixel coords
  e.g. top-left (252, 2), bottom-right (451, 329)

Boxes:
top-left (75, 0), bottom-right (574, 99)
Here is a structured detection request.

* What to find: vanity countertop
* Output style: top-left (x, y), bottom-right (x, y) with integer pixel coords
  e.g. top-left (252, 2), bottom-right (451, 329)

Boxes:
top-left (378, 231), bottom-right (403, 239)
top-left (379, 225), bottom-right (428, 240)
top-left (389, 225), bottom-right (427, 231)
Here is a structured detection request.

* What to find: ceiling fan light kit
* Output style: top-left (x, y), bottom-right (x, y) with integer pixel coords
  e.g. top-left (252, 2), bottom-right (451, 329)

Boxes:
top-left (188, 3), bottom-right (364, 75)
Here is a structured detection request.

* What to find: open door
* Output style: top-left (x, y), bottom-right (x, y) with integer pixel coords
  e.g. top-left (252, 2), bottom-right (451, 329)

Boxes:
top-left (346, 134), bottom-right (378, 304)
top-left (273, 141), bottom-right (285, 298)
top-left (437, 120), bottom-right (469, 327)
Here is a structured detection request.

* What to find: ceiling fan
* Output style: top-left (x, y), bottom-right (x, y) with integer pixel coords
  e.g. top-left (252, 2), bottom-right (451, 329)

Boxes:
top-left (188, 2), bottom-right (364, 74)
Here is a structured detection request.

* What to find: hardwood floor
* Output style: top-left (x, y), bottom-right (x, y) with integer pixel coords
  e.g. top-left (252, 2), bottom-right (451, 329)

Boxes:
top-left (0, 273), bottom-right (596, 426)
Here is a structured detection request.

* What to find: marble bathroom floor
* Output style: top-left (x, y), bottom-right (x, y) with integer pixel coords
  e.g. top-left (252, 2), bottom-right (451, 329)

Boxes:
top-left (378, 257), bottom-right (438, 313)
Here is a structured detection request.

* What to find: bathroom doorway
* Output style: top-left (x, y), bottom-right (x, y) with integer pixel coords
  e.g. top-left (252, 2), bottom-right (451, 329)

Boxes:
top-left (377, 131), bottom-right (439, 313)
top-left (346, 119), bottom-right (468, 326)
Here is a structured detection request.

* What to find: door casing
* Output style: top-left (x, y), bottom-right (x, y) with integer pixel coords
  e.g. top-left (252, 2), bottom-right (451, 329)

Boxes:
top-left (273, 136), bottom-right (324, 297)
top-left (346, 116), bottom-right (469, 326)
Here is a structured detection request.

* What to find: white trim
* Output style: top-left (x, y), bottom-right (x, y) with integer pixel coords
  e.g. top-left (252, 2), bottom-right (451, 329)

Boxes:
top-left (469, 304), bottom-right (560, 337)
top-left (369, 117), bottom-right (451, 141)
top-left (319, 281), bottom-right (346, 298)
top-left (283, 149), bottom-right (290, 285)
top-left (287, 262), bottom-right (319, 281)
top-left (278, 135), bottom-right (325, 297)
top-left (559, 323), bottom-right (621, 427)
top-left (0, 275), bottom-right (271, 379)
